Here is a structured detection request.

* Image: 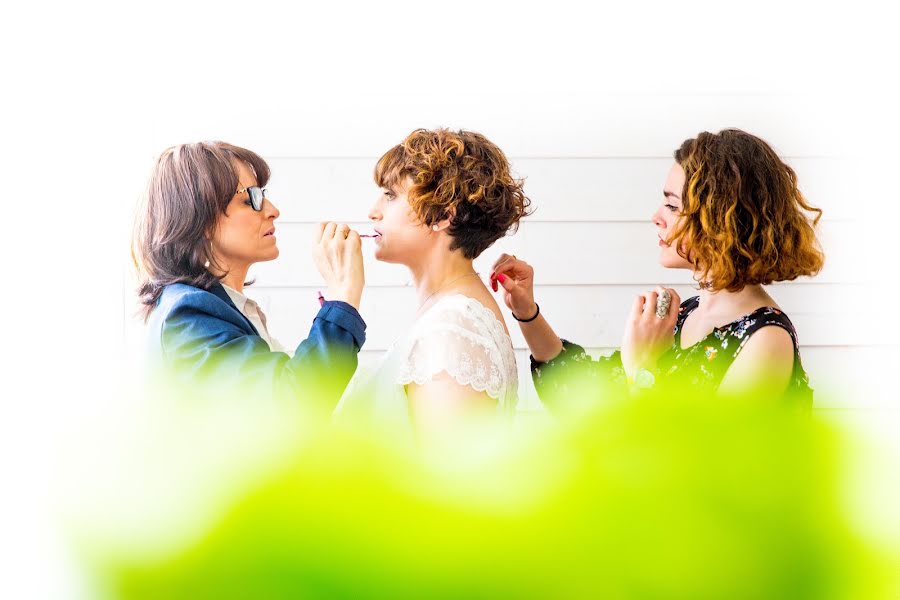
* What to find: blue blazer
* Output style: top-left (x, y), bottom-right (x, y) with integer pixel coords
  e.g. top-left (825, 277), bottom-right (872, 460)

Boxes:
top-left (147, 282), bottom-right (366, 410)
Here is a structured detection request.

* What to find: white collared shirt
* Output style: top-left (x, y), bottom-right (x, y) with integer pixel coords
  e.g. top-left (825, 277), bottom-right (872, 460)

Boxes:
top-left (221, 284), bottom-right (283, 352)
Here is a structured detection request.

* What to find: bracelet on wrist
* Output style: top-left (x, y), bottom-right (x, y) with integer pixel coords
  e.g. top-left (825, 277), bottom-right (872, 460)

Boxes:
top-left (513, 303), bottom-right (540, 323)
top-left (627, 367), bottom-right (657, 390)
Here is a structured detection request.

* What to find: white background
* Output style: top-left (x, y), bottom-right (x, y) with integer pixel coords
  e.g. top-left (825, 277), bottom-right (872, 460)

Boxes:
top-left (3, 1), bottom-right (898, 597)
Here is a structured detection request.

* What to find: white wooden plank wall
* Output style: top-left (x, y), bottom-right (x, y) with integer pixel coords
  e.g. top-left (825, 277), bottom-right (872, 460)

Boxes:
top-left (128, 95), bottom-right (883, 418)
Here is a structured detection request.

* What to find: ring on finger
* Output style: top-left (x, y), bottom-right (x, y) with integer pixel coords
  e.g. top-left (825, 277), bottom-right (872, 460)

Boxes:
top-left (655, 290), bottom-right (672, 319)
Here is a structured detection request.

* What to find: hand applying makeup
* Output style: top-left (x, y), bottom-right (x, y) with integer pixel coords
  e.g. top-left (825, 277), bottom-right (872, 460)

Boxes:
top-left (489, 253), bottom-right (563, 362)
top-left (489, 253), bottom-right (537, 320)
top-left (312, 222), bottom-right (365, 310)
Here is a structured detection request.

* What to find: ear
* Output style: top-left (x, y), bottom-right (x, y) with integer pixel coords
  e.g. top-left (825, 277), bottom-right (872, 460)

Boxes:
top-left (431, 209), bottom-right (455, 232)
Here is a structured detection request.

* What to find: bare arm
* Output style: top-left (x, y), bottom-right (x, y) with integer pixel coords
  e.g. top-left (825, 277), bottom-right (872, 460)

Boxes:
top-left (406, 375), bottom-right (498, 444)
top-left (717, 326), bottom-right (794, 401)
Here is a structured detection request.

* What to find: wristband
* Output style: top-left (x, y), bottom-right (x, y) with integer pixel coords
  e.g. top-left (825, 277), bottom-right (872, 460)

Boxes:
top-left (513, 303), bottom-right (540, 323)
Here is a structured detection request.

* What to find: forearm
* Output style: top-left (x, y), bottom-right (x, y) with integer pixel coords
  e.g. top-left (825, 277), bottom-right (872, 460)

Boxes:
top-left (518, 308), bottom-right (564, 362)
top-left (289, 301), bottom-right (366, 408)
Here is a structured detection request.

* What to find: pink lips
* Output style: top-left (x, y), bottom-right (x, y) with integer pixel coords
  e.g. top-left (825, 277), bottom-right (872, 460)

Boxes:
top-left (264, 228), bottom-right (275, 237)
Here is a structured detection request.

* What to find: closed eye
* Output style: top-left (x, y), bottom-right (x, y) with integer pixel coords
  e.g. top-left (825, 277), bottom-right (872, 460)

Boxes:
top-left (665, 203), bottom-right (679, 212)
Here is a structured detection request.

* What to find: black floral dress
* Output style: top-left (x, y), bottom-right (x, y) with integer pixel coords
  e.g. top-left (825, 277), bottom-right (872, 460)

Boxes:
top-left (531, 296), bottom-right (813, 413)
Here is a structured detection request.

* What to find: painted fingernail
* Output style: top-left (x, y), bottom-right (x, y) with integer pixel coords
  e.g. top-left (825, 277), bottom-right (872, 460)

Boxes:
top-left (497, 274), bottom-right (507, 283)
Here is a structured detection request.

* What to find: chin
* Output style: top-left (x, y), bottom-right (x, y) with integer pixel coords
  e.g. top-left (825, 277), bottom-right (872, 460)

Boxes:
top-left (374, 250), bottom-right (397, 264)
top-left (261, 248), bottom-right (279, 262)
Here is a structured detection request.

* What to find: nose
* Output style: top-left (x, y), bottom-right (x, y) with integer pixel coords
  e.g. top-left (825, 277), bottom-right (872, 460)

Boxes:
top-left (651, 205), bottom-right (664, 228)
top-left (368, 196), bottom-right (382, 221)
top-left (264, 197), bottom-right (280, 220)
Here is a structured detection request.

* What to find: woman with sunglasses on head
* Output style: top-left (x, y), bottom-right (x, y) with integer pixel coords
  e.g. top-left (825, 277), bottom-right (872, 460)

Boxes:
top-left (133, 141), bottom-right (367, 410)
top-left (491, 129), bottom-right (825, 412)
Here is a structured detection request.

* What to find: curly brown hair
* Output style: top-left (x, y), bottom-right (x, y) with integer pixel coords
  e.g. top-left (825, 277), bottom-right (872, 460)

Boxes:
top-left (670, 129), bottom-right (825, 291)
top-left (374, 128), bottom-right (531, 259)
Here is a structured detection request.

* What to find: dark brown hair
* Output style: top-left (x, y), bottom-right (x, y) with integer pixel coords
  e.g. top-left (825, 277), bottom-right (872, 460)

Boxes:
top-left (374, 128), bottom-right (531, 259)
top-left (670, 129), bottom-right (825, 291)
top-left (132, 141), bottom-right (270, 319)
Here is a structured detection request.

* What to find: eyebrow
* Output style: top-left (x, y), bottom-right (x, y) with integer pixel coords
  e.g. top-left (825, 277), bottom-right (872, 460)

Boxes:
top-left (663, 190), bottom-right (681, 200)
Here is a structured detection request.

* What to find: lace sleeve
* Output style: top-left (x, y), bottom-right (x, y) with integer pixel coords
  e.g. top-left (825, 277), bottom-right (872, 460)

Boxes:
top-left (397, 301), bottom-right (508, 400)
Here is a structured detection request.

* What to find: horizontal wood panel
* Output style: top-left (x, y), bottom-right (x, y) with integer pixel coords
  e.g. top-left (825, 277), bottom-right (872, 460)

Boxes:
top-left (265, 157), bottom-right (858, 223)
top-left (151, 94), bottom-right (852, 159)
top-left (248, 220), bottom-right (861, 287)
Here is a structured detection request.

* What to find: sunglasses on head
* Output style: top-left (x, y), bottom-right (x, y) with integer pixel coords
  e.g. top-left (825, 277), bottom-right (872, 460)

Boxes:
top-left (237, 186), bottom-right (267, 211)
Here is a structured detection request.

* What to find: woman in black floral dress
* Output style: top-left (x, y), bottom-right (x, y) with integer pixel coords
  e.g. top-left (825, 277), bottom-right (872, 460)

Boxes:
top-left (489, 129), bottom-right (825, 412)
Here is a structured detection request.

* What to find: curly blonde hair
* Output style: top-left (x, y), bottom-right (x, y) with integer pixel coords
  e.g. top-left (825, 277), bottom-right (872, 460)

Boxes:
top-left (374, 128), bottom-right (531, 259)
top-left (670, 129), bottom-right (825, 291)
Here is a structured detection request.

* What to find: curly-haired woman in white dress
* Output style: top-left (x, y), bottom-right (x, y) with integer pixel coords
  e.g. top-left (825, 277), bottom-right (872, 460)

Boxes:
top-left (336, 129), bottom-right (530, 443)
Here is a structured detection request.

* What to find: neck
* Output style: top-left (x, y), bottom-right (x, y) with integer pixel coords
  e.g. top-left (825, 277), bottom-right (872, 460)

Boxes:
top-left (407, 246), bottom-right (477, 307)
top-left (696, 276), bottom-right (766, 315)
top-left (213, 262), bottom-right (250, 294)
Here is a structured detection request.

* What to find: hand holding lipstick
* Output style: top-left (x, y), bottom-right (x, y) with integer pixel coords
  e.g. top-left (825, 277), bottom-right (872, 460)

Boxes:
top-left (312, 222), bottom-right (365, 310)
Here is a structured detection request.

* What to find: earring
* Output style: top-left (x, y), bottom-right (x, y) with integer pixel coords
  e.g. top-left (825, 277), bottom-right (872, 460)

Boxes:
top-left (432, 224), bottom-right (440, 231)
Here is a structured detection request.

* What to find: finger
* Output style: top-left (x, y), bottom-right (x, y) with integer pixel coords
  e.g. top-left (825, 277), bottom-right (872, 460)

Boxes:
top-left (490, 253), bottom-right (514, 273)
top-left (346, 229), bottom-right (361, 249)
top-left (492, 259), bottom-right (521, 279)
top-left (642, 292), bottom-right (659, 318)
top-left (336, 223), bottom-right (351, 238)
top-left (493, 255), bottom-right (528, 277)
top-left (322, 222), bottom-right (337, 242)
top-left (662, 287), bottom-right (681, 323)
top-left (495, 273), bottom-right (521, 296)
top-left (666, 287), bottom-right (681, 308)
top-left (314, 222), bottom-right (327, 243)
top-left (628, 294), bottom-right (645, 322)
top-left (653, 286), bottom-right (673, 319)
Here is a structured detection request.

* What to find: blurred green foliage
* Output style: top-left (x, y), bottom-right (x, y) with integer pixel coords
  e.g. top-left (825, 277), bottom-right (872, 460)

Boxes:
top-left (66, 379), bottom-right (892, 599)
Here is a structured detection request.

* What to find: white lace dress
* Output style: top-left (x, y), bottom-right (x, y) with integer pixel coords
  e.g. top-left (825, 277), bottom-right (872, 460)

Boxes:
top-left (335, 294), bottom-right (518, 434)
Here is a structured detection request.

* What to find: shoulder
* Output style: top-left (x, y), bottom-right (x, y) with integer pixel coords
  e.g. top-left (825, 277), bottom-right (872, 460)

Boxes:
top-left (719, 324), bottom-right (795, 398)
top-left (735, 307), bottom-right (799, 351)
top-left (403, 295), bottom-right (511, 370)
top-left (159, 283), bottom-right (222, 309)
top-left (731, 306), bottom-right (799, 366)
top-left (151, 283), bottom-right (248, 338)
top-left (153, 283), bottom-right (236, 317)
top-left (414, 295), bottom-right (508, 346)
top-left (737, 324), bottom-right (795, 358)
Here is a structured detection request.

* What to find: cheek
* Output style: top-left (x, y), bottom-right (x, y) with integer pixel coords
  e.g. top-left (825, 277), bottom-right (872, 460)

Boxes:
top-left (214, 215), bottom-right (257, 250)
top-left (663, 214), bottom-right (678, 230)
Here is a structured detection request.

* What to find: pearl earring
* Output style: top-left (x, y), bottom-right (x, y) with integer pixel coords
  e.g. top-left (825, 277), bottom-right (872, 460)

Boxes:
top-left (432, 224), bottom-right (440, 231)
